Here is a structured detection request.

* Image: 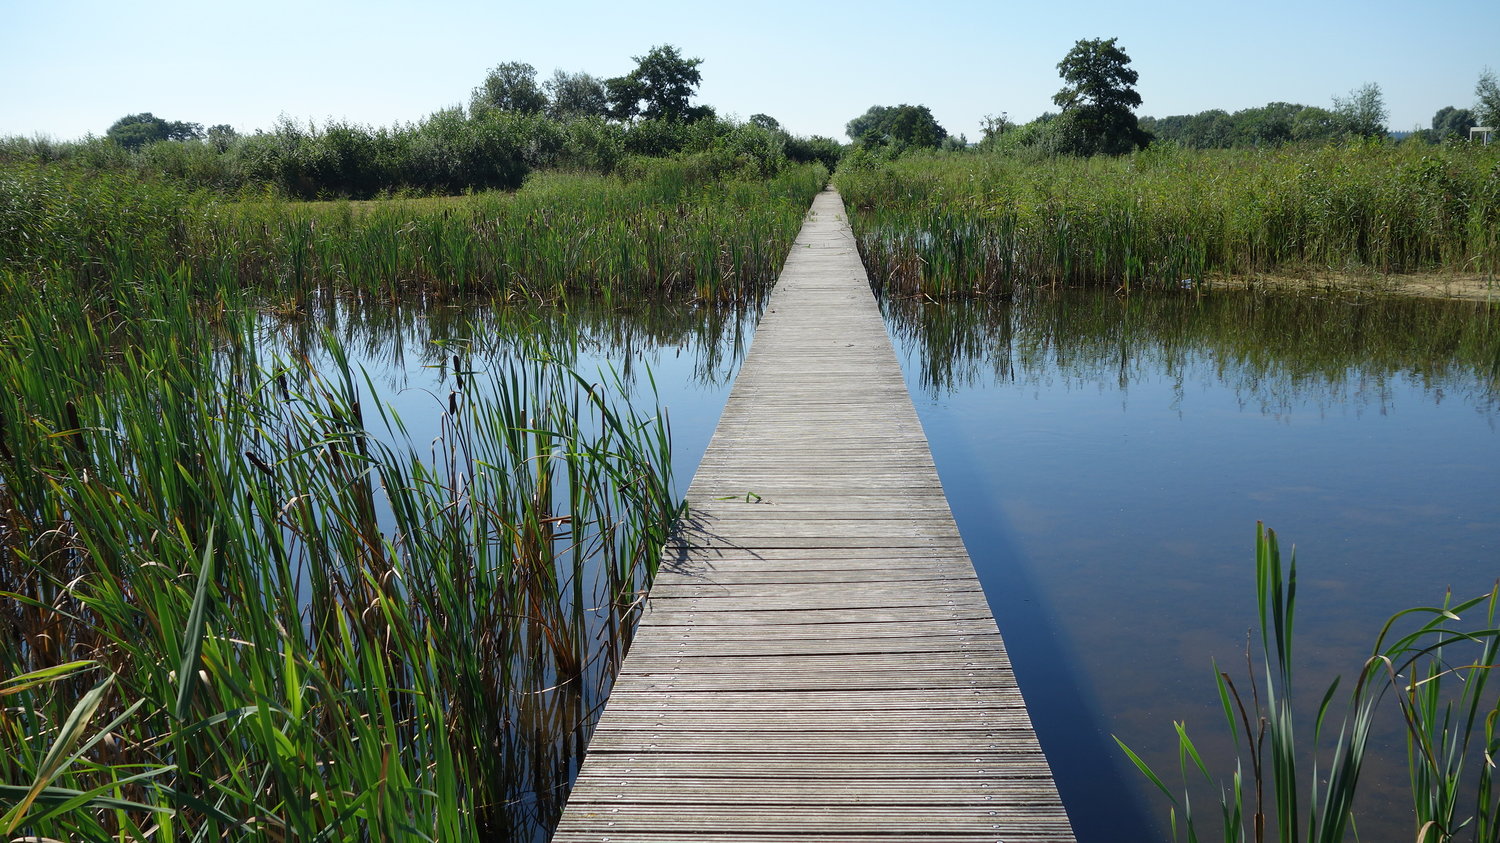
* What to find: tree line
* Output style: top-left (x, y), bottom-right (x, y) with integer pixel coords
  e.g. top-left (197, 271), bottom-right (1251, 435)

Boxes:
top-left (845, 41), bottom-right (1500, 160)
top-left (11, 40), bottom-right (1498, 196)
top-left (2, 45), bottom-right (842, 199)
top-left (1142, 70), bottom-right (1499, 149)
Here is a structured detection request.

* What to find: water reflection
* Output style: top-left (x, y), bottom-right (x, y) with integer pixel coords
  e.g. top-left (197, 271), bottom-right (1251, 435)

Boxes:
top-left (253, 296), bottom-right (757, 842)
top-left (885, 288), bottom-right (1500, 413)
top-left (262, 295), bottom-right (757, 391)
top-left (882, 287), bottom-right (1500, 841)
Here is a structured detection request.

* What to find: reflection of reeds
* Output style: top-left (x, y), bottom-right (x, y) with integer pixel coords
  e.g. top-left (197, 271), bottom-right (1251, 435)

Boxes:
top-left (0, 270), bottom-right (678, 840)
top-left (838, 143), bottom-right (1500, 296)
top-left (883, 287), bottom-right (1500, 409)
top-left (1117, 524), bottom-right (1500, 843)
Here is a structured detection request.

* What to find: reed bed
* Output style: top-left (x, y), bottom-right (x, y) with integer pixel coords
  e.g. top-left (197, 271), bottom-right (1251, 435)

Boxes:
top-left (837, 143), bottom-right (1500, 296)
top-left (0, 159), bottom-right (826, 304)
top-left (0, 263), bottom-right (680, 840)
top-left (0, 152), bottom-right (815, 840)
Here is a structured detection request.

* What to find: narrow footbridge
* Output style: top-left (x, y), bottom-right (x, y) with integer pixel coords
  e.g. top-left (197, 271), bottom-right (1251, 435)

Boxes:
top-left (553, 188), bottom-right (1076, 842)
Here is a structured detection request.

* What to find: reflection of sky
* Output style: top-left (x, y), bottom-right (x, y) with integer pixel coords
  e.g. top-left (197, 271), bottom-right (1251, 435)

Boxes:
top-left (889, 295), bottom-right (1500, 842)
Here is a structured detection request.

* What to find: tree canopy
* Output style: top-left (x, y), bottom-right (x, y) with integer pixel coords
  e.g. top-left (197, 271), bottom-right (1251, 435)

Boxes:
top-left (1051, 37), bottom-right (1150, 155)
top-left (606, 45), bottom-right (706, 122)
top-left (471, 62), bottom-right (548, 115)
top-left (845, 104), bottom-right (946, 149)
top-left (1477, 68), bottom-right (1500, 129)
top-left (106, 113), bottom-right (202, 150)
top-left (1331, 83), bottom-right (1387, 138)
top-left (545, 70), bottom-right (610, 120)
top-left (1433, 106), bottom-right (1477, 139)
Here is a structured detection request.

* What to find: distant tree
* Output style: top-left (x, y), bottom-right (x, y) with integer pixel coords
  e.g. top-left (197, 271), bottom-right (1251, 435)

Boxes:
top-left (169, 120), bottom-right (204, 140)
top-left (1289, 105), bottom-right (1341, 142)
top-left (545, 69), bottom-right (610, 120)
top-left (845, 104), bottom-right (945, 148)
top-left (206, 124), bottom-right (238, 152)
top-left (606, 45), bottom-right (705, 122)
top-left (1432, 106), bottom-right (1478, 139)
top-left (1331, 83), bottom-right (1387, 138)
top-left (106, 113), bottom-right (202, 149)
top-left (845, 105), bottom-right (891, 144)
top-left (1051, 37), bottom-right (1149, 155)
top-left (1477, 68), bottom-right (1500, 129)
top-left (1188, 110), bottom-right (1236, 148)
top-left (749, 113), bottom-right (781, 131)
top-left (1143, 102), bottom-right (1363, 149)
top-left (471, 61), bottom-right (547, 115)
top-left (1231, 102), bottom-right (1296, 146)
top-left (979, 112), bottom-right (1013, 145)
top-left (783, 134), bottom-right (843, 171)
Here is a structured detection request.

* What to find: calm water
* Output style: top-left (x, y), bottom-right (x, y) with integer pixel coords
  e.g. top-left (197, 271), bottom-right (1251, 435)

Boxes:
top-left (882, 288), bottom-right (1500, 840)
top-left (267, 287), bottom-right (1498, 840)
top-left (253, 297), bottom-right (758, 841)
top-left (256, 297), bottom-right (757, 495)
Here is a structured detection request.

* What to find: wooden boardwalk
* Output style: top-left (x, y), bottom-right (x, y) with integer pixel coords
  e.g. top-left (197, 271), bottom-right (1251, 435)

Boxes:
top-left (552, 188), bottom-right (1075, 842)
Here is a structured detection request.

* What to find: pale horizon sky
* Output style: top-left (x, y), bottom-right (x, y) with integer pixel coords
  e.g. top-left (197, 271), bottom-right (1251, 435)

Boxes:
top-left (2, 0), bottom-right (1496, 144)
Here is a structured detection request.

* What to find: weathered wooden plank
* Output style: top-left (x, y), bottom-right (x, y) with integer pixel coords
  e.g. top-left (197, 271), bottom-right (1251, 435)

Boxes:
top-left (555, 835), bottom-right (1070, 843)
top-left (587, 709), bottom-right (1030, 728)
top-left (553, 187), bottom-right (1073, 842)
top-left (624, 637), bottom-right (1005, 657)
top-left (626, 619), bottom-right (1004, 641)
top-left (566, 774), bottom-right (1063, 802)
top-left (558, 828), bottom-right (1074, 834)
top-left (598, 690), bottom-right (1030, 710)
top-left (553, 804), bottom-right (1069, 834)
top-left (617, 652), bottom-right (1013, 672)
top-left (561, 753), bottom-right (1056, 780)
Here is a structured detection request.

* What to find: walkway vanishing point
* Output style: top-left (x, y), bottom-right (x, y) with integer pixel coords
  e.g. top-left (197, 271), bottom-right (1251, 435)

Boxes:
top-left (552, 188), bottom-right (1076, 842)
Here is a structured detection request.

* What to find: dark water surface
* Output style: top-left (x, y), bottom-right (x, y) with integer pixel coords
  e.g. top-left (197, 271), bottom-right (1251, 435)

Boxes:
top-left (882, 288), bottom-right (1500, 841)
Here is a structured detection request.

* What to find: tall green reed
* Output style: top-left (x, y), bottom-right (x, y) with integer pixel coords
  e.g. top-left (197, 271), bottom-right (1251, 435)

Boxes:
top-left (838, 143), bottom-right (1500, 296)
top-left (1118, 524), bottom-right (1500, 842)
top-left (0, 160), bottom-right (826, 305)
top-left (0, 264), bottom-right (680, 840)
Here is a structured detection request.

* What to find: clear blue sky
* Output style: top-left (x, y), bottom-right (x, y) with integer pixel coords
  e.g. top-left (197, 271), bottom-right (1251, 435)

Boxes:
top-left (2, 0), bottom-right (1496, 142)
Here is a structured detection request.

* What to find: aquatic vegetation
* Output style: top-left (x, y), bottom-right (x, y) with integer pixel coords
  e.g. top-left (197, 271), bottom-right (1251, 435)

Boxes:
top-left (0, 267), bottom-right (681, 840)
top-left (837, 142), bottom-right (1500, 295)
top-left (0, 159), bottom-right (827, 303)
top-left (0, 144), bottom-right (819, 840)
top-left (1117, 524), bottom-right (1500, 842)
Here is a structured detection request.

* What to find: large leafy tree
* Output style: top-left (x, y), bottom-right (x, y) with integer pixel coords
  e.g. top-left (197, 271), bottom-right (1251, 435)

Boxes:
top-left (545, 69), bottom-right (609, 120)
top-left (106, 113), bottom-right (202, 150)
top-left (1051, 37), bottom-right (1150, 155)
top-left (606, 45), bottom-right (705, 122)
top-left (471, 61), bottom-right (547, 115)
top-left (1432, 106), bottom-right (1477, 140)
top-left (845, 104), bottom-right (945, 148)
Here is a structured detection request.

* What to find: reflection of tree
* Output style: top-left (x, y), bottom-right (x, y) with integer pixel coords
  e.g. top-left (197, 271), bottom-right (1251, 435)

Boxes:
top-left (883, 289), bottom-right (1500, 416)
